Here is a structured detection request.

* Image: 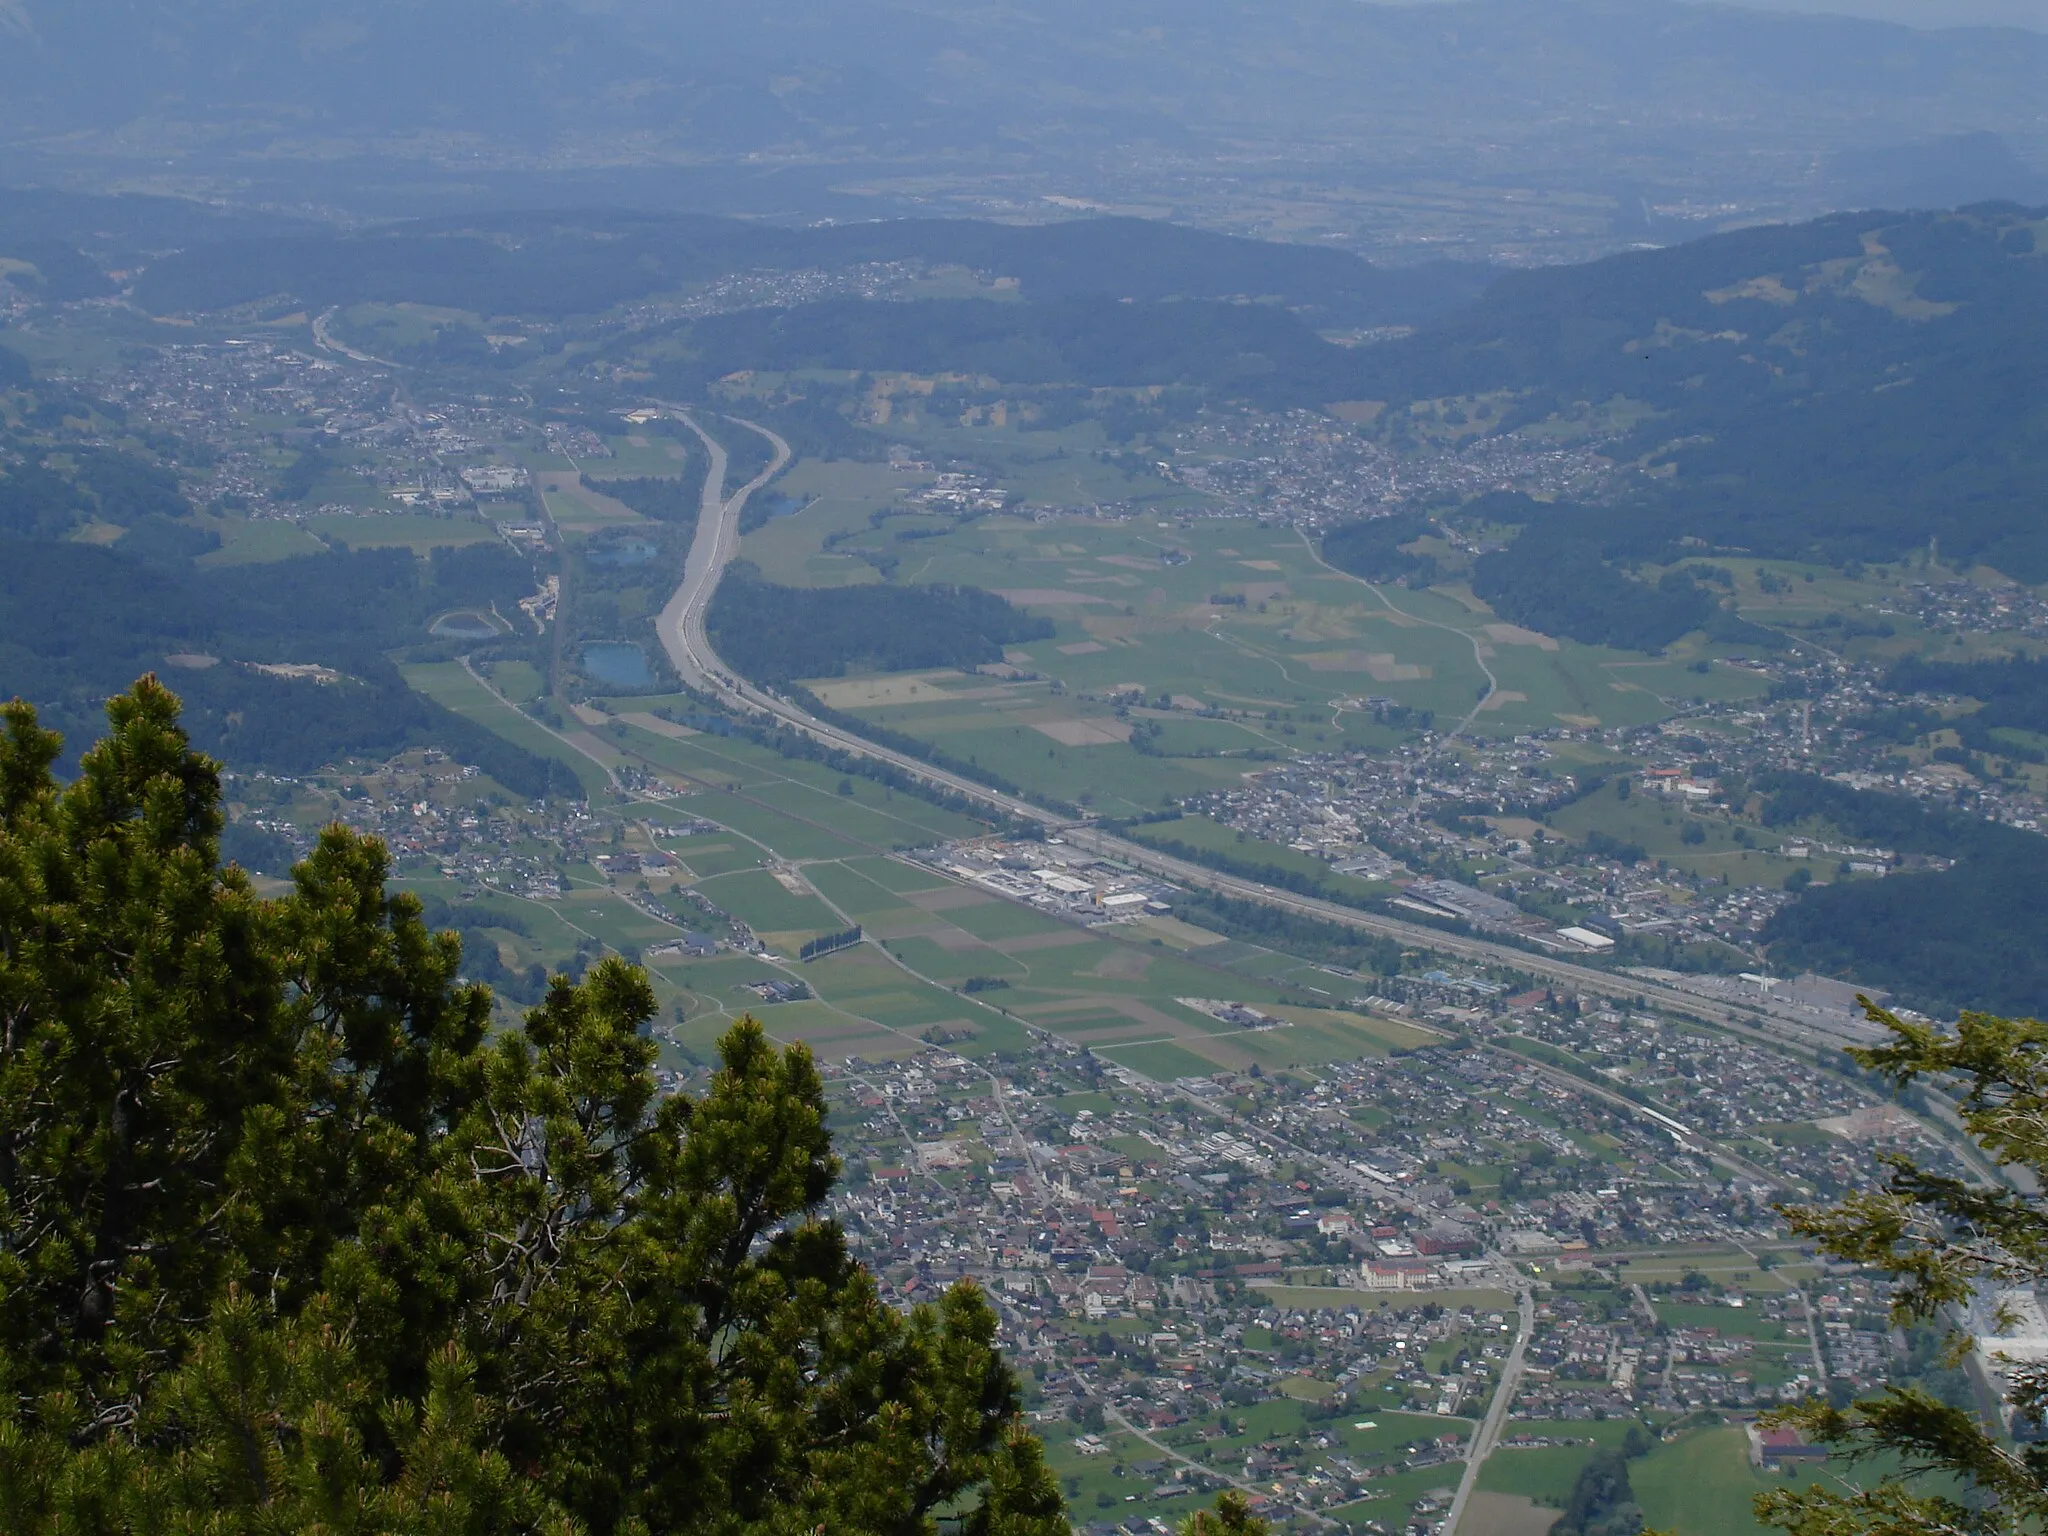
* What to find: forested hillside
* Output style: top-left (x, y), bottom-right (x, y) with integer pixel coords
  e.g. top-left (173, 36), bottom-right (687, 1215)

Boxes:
top-left (131, 211), bottom-right (1485, 328)
top-left (1356, 206), bottom-right (2048, 578)
top-left (1759, 771), bottom-right (2048, 1014)
top-left (669, 294), bottom-right (1363, 407)
top-left (0, 537), bottom-right (562, 793)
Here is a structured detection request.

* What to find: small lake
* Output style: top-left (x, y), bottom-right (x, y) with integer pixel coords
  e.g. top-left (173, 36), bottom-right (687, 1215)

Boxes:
top-left (582, 642), bottom-right (654, 688)
top-left (587, 538), bottom-right (659, 567)
top-left (431, 611), bottom-right (500, 639)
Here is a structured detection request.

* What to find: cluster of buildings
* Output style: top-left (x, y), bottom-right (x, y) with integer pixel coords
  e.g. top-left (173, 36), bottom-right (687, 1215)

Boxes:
top-left (914, 839), bottom-right (1178, 923)
top-left (1170, 410), bottom-right (1618, 530)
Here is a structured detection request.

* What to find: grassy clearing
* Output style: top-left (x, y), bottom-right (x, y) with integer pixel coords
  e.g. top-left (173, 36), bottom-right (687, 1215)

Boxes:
top-left (198, 516), bottom-right (329, 565)
top-left (400, 661), bottom-right (612, 798)
top-left (308, 513), bottom-right (501, 552)
top-left (1633, 1427), bottom-right (1784, 1536)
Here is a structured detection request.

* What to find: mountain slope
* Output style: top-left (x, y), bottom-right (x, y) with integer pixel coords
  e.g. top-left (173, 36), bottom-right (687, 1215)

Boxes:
top-left (128, 211), bottom-right (1489, 327)
top-left (1359, 204), bottom-right (2048, 576)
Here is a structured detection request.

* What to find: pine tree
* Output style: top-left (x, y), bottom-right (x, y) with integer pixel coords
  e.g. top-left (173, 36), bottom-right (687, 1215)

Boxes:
top-left (0, 678), bottom-right (1066, 1535)
top-left (1761, 1002), bottom-right (2048, 1536)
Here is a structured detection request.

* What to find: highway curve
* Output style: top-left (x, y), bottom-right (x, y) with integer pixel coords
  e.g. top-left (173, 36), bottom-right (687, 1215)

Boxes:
top-left (648, 412), bottom-right (1842, 1051)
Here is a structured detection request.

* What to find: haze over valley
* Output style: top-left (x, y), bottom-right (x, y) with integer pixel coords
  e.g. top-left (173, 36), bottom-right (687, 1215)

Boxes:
top-left (3, 7), bottom-right (2048, 1536)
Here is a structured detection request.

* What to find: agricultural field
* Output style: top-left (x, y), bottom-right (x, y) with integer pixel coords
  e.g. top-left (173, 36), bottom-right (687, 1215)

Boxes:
top-left (309, 511), bottom-right (502, 552)
top-left (536, 471), bottom-right (649, 535)
top-left (405, 678), bottom-right (1443, 1078)
top-left (723, 481), bottom-right (1779, 814)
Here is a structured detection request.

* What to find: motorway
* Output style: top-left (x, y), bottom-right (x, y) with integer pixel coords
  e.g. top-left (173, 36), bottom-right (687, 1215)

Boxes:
top-left (644, 414), bottom-right (1941, 1075)
top-left (656, 406), bottom-right (791, 694)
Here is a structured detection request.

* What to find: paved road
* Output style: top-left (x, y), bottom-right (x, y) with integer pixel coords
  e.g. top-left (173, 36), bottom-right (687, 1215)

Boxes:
top-left (638, 413), bottom-right (1972, 1089)
top-left (311, 308), bottom-right (399, 367)
top-left (1445, 1287), bottom-right (1536, 1536)
top-left (654, 407), bottom-right (790, 694)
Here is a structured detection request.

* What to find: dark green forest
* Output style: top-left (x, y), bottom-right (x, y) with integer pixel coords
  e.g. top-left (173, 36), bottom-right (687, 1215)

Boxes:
top-left (706, 560), bottom-right (1052, 682)
top-left (1469, 520), bottom-right (1715, 651)
top-left (1320, 512), bottom-right (1441, 585)
top-left (0, 683), bottom-right (1068, 1533)
top-left (0, 536), bottom-right (563, 795)
top-left (1759, 771), bottom-right (2048, 1014)
top-left (1889, 651), bottom-right (2048, 737)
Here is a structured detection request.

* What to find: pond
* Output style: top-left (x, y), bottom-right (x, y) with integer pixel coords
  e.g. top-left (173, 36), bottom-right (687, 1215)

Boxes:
top-left (754, 494), bottom-right (810, 522)
top-left (581, 642), bottom-right (654, 688)
top-left (587, 538), bottom-right (659, 567)
top-left (430, 611), bottom-right (500, 639)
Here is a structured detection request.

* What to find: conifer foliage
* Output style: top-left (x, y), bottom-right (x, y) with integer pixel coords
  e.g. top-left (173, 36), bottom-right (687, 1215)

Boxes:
top-left (0, 678), bottom-right (1066, 1535)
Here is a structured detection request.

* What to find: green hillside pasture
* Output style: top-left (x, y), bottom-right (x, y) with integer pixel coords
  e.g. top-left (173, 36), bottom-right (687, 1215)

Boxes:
top-left (482, 658), bottom-right (547, 705)
top-left (1267, 1004), bottom-right (1441, 1052)
top-left (914, 719), bottom-right (1247, 815)
top-left (743, 774), bottom-right (984, 848)
top-left (400, 661), bottom-right (612, 797)
top-left (1598, 656), bottom-right (1776, 709)
top-left (1137, 715), bottom-right (1288, 756)
top-left (848, 854), bottom-right (957, 896)
top-left (644, 953), bottom-right (917, 1065)
top-left (558, 886), bottom-right (683, 946)
top-left (872, 934), bottom-right (1030, 988)
top-left (1040, 1428), bottom-right (1209, 1531)
top-left (1544, 791), bottom-right (1812, 889)
top-left (801, 857), bottom-right (955, 919)
top-left (1333, 1410), bottom-right (1480, 1464)
top-left (932, 895), bottom-right (1081, 944)
top-left (1653, 1302), bottom-right (1789, 1341)
top-left (690, 793), bottom-right (870, 860)
top-left (1633, 1426), bottom-right (1801, 1536)
top-left (590, 433), bottom-right (695, 478)
top-left (811, 514), bottom-right (1706, 753)
top-left (537, 472), bottom-right (646, 533)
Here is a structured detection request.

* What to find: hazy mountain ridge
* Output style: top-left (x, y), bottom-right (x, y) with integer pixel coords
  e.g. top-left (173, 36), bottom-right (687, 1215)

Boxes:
top-left (1356, 204), bottom-right (2048, 575)
top-left (8, 1), bottom-right (2048, 137)
top-left (4, 0), bottom-right (2046, 224)
top-left (123, 210), bottom-right (1490, 325)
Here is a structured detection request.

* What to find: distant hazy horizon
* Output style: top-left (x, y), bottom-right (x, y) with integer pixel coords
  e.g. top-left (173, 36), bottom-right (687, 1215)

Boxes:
top-left (1373, 0), bottom-right (2048, 30)
top-left (1723, 0), bottom-right (2047, 29)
